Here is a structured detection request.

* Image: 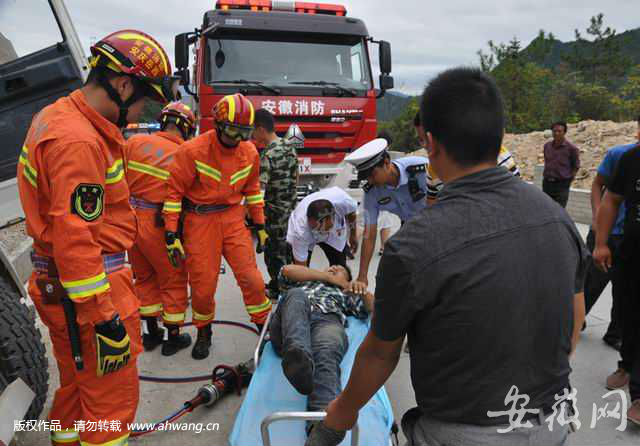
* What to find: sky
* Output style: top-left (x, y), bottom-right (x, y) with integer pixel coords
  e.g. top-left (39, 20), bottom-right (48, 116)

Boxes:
top-left (2, 0), bottom-right (639, 94)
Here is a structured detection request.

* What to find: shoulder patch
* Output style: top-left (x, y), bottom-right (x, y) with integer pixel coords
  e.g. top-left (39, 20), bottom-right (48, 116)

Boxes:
top-left (406, 163), bottom-right (426, 174)
top-left (71, 183), bottom-right (104, 222)
top-left (377, 197), bottom-right (392, 205)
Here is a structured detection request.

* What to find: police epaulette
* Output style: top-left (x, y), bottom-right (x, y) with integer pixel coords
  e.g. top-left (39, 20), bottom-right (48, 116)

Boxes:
top-left (406, 163), bottom-right (426, 174)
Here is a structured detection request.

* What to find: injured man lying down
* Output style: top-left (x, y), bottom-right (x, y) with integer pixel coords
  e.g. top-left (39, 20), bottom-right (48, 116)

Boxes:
top-left (269, 263), bottom-right (374, 417)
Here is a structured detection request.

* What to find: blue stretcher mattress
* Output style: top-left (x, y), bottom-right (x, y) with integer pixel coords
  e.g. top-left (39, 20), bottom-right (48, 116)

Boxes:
top-left (229, 317), bottom-right (394, 446)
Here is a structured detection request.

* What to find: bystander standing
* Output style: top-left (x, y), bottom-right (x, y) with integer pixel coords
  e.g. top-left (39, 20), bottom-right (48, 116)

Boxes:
top-left (543, 122), bottom-right (581, 208)
top-left (307, 67), bottom-right (587, 446)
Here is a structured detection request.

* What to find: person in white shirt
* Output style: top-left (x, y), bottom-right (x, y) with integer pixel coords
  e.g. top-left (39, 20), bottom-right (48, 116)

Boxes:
top-left (286, 187), bottom-right (358, 267)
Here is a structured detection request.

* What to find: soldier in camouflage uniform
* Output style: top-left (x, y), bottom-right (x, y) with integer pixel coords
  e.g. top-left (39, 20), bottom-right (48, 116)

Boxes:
top-left (253, 110), bottom-right (300, 296)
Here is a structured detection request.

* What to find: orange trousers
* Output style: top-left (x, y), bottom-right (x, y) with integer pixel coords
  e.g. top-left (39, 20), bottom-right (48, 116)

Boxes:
top-left (29, 268), bottom-right (141, 446)
top-left (128, 209), bottom-right (188, 325)
top-left (183, 205), bottom-right (271, 328)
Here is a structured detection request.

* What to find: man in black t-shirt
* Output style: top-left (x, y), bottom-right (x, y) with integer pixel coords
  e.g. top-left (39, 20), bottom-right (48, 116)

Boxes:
top-left (305, 68), bottom-right (587, 446)
top-left (594, 143), bottom-right (640, 425)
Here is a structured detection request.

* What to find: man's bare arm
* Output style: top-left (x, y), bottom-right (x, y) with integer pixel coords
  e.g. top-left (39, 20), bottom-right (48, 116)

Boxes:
top-left (590, 174), bottom-right (606, 227)
top-left (593, 191), bottom-right (624, 272)
top-left (362, 292), bottom-right (374, 314)
top-left (595, 191), bottom-right (624, 247)
top-left (356, 223), bottom-right (377, 283)
top-left (571, 292), bottom-right (585, 357)
top-left (282, 264), bottom-right (329, 283)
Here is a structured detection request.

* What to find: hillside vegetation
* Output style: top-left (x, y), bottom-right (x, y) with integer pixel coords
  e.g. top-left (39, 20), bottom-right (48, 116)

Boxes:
top-left (379, 14), bottom-right (640, 151)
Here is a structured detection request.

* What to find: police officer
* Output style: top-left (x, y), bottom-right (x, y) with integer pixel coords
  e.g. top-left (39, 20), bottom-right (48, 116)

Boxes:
top-left (254, 110), bottom-right (300, 297)
top-left (344, 138), bottom-right (428, 287)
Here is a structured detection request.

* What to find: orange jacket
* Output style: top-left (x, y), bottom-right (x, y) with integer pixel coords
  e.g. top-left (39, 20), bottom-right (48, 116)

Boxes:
top-left (124, 131), bottom-right (184, 203)
top-left (163, 130), bottom-right (264, 231)
top-left (17, 89), bottom-right (137, 324)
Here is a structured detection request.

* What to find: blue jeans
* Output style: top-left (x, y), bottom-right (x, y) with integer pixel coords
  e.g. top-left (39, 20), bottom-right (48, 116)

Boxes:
top-left (270, 288), bottom-right (348, 411)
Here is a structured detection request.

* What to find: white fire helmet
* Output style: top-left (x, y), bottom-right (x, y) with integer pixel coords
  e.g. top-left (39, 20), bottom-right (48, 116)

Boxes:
top-left (284, 123), bottom-right (304, 149)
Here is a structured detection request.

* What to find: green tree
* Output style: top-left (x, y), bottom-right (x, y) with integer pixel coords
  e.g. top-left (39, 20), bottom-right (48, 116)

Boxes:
top-left (564, 13), bottom-right (632, 86)
top-left (525, 30), bottom-right (556, 64)
top-left (378, 98), bottom-right (419, 152)
top-left (572, 82), bottom-right (615, 120)
top-left (615, 65), bottom-right (640, 120)
top-left (479, 37), bottom-right (556, 132)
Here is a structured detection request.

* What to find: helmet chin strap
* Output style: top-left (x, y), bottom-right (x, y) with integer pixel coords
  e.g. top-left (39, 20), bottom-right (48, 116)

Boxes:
top-left (97, 71), bottom-right (146, 128)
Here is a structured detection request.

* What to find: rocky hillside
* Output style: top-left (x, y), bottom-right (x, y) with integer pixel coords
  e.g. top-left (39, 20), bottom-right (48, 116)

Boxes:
top-left (504, 120), bottom-right (638, 189)
top-left (407, 120), bottom-right (638, 190)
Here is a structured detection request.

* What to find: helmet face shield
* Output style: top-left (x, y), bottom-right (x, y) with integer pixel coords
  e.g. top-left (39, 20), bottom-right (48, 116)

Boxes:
top-left (219, 121), bottom-right (254, 142)
top-left (141, 75), bottom-right (181, 103)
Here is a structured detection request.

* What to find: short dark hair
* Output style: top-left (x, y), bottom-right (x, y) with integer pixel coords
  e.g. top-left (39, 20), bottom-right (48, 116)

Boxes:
top-left (551, 121), bottom-right (567, 133)
top-left (377, 130), bottom-right (393, 146)
top-left (307, 199), bottom-right (334, 220)
top-left (254, 108), bottom-right (275, 133)
top-left (413, 112), bottom-right (421, 128)
top-left (420, 67), bottom-right (504, 167)
top-left (341, 264), bottom-right (353, 282)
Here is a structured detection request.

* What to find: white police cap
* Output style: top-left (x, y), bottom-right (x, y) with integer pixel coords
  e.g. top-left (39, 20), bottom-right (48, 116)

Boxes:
top-left (344, 138), bottom-right (389, 177)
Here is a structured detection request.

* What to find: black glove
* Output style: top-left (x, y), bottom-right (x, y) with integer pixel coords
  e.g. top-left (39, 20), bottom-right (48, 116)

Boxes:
top-left (95, 314), bottom-right (131, 377)
top-left (255, 224), bottom-right (269, 254)
top-left (165, 231), bottom-right (185, 268)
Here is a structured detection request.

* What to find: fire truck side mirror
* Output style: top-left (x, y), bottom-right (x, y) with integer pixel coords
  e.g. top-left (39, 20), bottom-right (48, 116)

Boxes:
top-left (379, 40), bottom-right (392, 75)
top-left (379, 74), bottom-right (394, 91)
top-left (175, 33), bottom-right (190, 70)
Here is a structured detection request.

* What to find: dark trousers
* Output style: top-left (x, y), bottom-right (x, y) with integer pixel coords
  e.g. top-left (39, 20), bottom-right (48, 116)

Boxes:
top-left (543, 178), bottom-right (571, 208)
top-left (307, 242), bottom-right (350, 268)
top-left (264, 226), bottom-right (292, 293)
top-left (584, 229), bottom-right (623, 341)
top-left (618, 249), bottom-right (640, 401)
top-left (270, 288), bottom-right (348, 411)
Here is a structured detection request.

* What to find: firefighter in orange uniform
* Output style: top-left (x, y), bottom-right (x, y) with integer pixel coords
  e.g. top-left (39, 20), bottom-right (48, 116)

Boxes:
top-left (17, 30), bottom-right (175, 446)
top-left (164, 93), bottom-right (272, 360)
top-left (125, 102), bottom-right (196, 356)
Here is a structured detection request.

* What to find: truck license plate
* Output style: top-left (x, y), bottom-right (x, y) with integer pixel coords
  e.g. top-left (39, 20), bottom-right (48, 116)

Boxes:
top-left (299, 158), bottom-right (312, 174)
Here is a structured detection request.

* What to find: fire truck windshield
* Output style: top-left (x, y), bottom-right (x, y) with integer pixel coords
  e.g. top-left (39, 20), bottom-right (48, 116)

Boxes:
top-left (206, 35), bottom-right (372, 95)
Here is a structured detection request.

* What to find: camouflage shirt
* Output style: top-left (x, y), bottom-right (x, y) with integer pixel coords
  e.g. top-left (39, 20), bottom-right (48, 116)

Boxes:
top-left (260, 137), bottom-right (298, 217)
top-left (278, 267), bottom-right (369, 326)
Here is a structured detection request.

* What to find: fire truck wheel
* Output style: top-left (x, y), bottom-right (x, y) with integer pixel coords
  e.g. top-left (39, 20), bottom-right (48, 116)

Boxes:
top-left (0, 274), bottom-right (49, 420)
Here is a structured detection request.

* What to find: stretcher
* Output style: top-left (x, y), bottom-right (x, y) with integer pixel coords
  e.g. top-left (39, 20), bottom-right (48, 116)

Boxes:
top-left (229, 310), bottom-right (395, 446)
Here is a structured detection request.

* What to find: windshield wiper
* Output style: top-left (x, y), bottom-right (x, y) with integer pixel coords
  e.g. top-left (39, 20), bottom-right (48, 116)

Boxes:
top-left (213, 79), bottom-right (281, 95)
top-left (288, 81), bottom-right (357, 97)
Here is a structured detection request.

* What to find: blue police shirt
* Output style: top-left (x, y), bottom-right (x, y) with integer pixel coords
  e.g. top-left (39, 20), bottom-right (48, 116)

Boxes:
top-left (597, 143), bottom-right (636, 235)
top-left (363, 156), bottom-right (428, 226)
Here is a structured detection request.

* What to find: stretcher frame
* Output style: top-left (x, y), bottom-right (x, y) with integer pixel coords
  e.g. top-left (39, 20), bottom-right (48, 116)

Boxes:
top-left (250, 304), bottom-right (378, 446)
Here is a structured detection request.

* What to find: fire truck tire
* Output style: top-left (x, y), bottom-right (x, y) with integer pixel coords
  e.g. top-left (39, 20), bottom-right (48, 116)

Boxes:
top-left (0, 274), bottom-right (49, 420)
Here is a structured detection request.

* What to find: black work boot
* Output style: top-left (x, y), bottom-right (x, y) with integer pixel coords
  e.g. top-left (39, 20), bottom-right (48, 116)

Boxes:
top-left (191, 324), bottom-right (212, 360)
top-left (282, 347), bottom-right (314, 395)
top-left (162, 326), bottom-right (192, 356)
top-left (142, 316), bottom-right (164, 351)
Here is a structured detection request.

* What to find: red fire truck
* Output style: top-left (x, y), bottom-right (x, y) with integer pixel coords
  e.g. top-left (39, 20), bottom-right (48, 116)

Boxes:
top-left (174, 0), bottom-right (393, 189)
